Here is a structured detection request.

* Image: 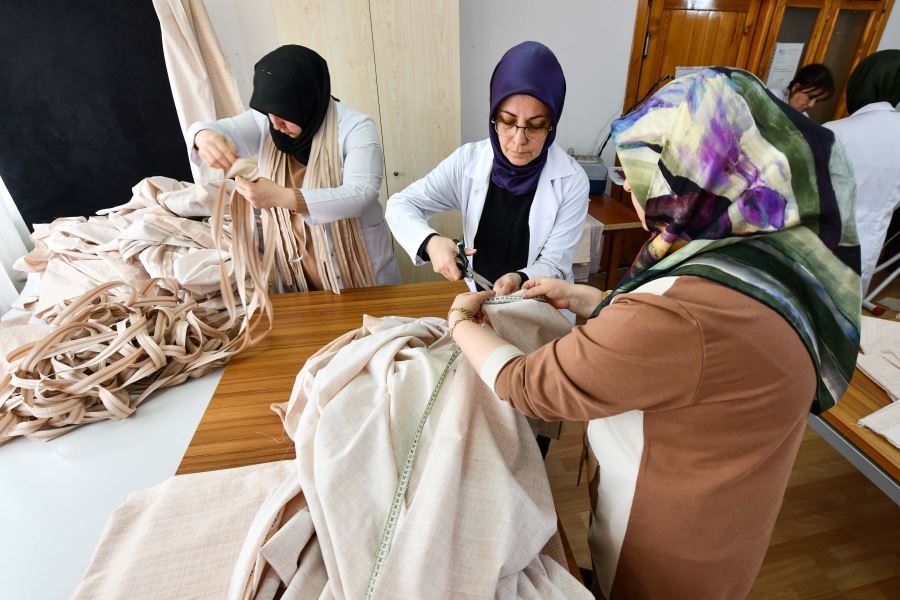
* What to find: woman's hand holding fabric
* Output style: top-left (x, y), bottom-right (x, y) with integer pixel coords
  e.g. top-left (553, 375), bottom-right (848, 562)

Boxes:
top-left (448, 290), bottom-right (495, 328)
top-left (194, 129), bottom-right (237, 171)
top-left (493, 272), bottom-right (522, 295)
top-left (448, 290), bottom-right (509, 371)
top-left (234, 176), bottom-right (296, 211)
top-left (427, 236), bottom-right (475, 281)
top-left (522, 278), bottom-right (604, 319)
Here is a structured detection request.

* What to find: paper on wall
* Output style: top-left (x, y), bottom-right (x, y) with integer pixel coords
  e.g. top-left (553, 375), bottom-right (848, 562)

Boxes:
top-left (765, 42), bottom-right (805, 92)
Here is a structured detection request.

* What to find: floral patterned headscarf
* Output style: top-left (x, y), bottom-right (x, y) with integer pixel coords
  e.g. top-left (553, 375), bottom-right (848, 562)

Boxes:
top-left (597, 68), bottom-right (862, 414)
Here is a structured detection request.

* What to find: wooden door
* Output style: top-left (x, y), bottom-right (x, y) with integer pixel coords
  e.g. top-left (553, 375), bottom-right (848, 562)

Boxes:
top-left (627, 0), bottom-right (766, 107)
top-left (370, 0), bottom-right (462, 283)
top-left (756, 0), bottom-right (895, 121)
top-left (756, 0), bottom-right (832, 77)
top-left (810, 0), bottom-right (889, 120)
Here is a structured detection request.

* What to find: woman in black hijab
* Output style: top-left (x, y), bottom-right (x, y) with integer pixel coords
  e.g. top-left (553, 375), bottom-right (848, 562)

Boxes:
top-left (825, 50), bottom-right (900, 295)
top-left (188, 45), bottom-right (401, 286)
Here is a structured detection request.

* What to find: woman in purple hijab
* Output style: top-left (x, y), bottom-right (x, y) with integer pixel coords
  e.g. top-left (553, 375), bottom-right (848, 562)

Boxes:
top-left (386, 41), bottom-right (589, 295)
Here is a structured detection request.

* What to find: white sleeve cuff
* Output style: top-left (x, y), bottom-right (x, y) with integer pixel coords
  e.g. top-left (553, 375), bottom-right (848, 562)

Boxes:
top-left (479, 344), bottom-right (525, 391)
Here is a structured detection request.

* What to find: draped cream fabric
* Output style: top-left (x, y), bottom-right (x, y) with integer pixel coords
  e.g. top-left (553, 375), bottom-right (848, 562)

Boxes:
top-left (2, 174), bottom-right (264, 442)
top-left (13, 177), bottom-right (234, 317)
top-left (71, 301), bottom-right (589, 599)
top-left (248, 99), bottom-right (375, 295)
top-left (152, 0), bottom-right (244, 182)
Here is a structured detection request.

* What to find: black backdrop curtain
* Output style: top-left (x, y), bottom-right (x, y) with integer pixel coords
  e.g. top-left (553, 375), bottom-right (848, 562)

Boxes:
top-left (0, 2), bottom-right (192, 230)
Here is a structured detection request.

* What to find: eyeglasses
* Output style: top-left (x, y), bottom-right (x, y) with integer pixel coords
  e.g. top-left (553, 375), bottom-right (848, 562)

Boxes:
top-left (492, 119), bottom-right (553, 142)
top-left (608, 166), bottom-right (627, 186)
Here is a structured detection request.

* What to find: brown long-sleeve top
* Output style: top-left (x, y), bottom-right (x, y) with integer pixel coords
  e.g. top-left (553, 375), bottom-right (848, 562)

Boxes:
top-left (494, 276), bottom-right (817, 600)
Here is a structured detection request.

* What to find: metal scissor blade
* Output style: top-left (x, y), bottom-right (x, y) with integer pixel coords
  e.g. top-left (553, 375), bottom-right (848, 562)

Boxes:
top-left (470, 270), bottom-right (494, 290)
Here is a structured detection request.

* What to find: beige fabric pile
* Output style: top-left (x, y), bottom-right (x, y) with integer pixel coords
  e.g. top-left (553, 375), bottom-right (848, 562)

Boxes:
top-left (72, 299), bottom-right (590, 599)
top-left (0, 279), bottom-right (240, 444)
top-left (1, 98), bottom-right (375, 445)
top-left (13, 176), bottom-right (238, 316)
top-left (0, 177), bottom-right (254, 445)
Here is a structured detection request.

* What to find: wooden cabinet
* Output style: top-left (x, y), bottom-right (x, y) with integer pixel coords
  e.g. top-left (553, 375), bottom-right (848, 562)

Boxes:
top-left (270, 0), bottom-right (462, 283)
top-left (626, 0), bottom-right (895, 123)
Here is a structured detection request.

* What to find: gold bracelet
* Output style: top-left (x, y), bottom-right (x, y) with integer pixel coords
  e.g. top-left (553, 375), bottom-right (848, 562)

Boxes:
top-left (448, 307), bottom-right (474, 320)
top-left (449, 316), bottom-right (475, 340)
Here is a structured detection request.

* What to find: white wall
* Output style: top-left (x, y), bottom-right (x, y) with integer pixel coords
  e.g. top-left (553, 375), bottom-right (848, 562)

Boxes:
top-left (459, 0), bottom-right (638, 165)
top-left (204, 0), bottom-right (278, 107)
top-left (205, 0), bottom-right (640, 164)
top-left (878, 3), bottom-right (900, 51)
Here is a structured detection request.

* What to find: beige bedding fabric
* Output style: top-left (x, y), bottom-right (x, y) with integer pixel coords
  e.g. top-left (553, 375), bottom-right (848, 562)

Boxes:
top-left (72, 300), bottom-right (588, 599)
top-left (72, 460), bottom-right (295, 599)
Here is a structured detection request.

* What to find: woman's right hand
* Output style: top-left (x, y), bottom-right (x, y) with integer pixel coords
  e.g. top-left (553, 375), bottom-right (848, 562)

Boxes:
top-left (427, 235), bottom-right (476, 281)
top-left (194, 129), bottom-right (237, 171)
top-left (522, 278), bottom-right (604, 319)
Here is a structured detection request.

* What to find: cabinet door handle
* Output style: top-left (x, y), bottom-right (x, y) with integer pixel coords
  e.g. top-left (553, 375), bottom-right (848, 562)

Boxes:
top-left (393, 171), bottom-right (399, 176)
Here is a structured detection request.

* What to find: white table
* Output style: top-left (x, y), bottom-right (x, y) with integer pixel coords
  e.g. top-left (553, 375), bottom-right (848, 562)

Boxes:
top-left (0, 371), bottom-right (222, 600)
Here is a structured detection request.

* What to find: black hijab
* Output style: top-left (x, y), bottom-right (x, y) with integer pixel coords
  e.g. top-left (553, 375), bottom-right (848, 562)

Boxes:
top-left (249, 45), bottom-right (331, 165)
top-left (846, 49), bottom-right (900, 115)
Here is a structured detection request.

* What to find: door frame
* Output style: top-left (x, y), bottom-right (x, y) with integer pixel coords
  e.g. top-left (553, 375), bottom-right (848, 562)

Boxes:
top-left (623, 0), bottom-right (896, 119)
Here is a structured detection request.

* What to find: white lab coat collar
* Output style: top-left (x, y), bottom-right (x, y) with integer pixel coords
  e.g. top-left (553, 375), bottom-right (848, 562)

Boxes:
top-left (851, 101), bottom-right (898, 116)
top-left (461, 142), bottom-right (575, 268)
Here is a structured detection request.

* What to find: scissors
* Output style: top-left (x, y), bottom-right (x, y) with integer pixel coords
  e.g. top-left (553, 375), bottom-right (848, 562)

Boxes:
top-left (454, 239), bottom-right (494, 290)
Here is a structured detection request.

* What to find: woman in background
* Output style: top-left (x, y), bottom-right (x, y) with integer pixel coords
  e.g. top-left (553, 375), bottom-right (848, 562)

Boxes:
top-left (774, 62), bottom-right (835, 114)
top-left (189, 44), bottom-right (400, 288)
top-left (826, 49), bottom-right (900, 294)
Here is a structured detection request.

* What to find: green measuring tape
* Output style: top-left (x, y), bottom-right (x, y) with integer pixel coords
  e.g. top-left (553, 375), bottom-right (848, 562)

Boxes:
top-left (363, 296), bottom-right (547, 597)
top-left (484, 294), bottom-right (547, 305)
top-left (364, 346), bottom-right (461, 599)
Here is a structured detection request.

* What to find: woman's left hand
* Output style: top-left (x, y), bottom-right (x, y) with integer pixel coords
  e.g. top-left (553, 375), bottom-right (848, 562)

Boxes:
top-left (234, 176), bottom-right (295, 210)
top-left (492, 272), bottom-right (522, 295)
top-left (448, 290), bottom-right (495, 326)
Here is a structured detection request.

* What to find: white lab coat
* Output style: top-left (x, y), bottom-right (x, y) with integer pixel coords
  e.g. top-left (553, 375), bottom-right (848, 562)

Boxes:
top-left (826, 102), bottom-right (900, 292)
top-left (187, 103), bottom-right (401, 286)
top-left (385, 140), bottom-right (589, 289)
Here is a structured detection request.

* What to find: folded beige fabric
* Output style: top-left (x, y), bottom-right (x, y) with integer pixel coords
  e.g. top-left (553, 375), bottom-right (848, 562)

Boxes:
top-left (72, 460), bottom-right (294, 600)
top-left (857, 316), bottom-right (900, 401)
top-left (13, 177), bottom-right (232, 317)
top-left (858, 400), bottom-right (900, 449)
top-left (72, 300), bottom-right (588, 598)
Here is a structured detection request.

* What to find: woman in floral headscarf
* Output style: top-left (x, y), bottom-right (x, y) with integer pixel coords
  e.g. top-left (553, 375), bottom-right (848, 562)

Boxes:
top-left (448, 68), bottom-right (861, 599)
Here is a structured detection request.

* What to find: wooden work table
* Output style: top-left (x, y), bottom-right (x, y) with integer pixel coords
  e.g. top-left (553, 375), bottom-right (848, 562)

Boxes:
top-left (814, 368), bottom-right (900, 503)
top-left (177, 279), bottom-right (584, 580)
top-left (177, 280), bottom-right (467, 475)
top-left (177, 279), bottom-right (900, 495)
top-left (587, 193), bottom-right (644, 289)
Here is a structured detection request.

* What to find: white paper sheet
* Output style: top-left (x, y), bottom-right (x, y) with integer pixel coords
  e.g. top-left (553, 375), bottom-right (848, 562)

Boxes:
top-left (765, 42), bottom-right (805, 91)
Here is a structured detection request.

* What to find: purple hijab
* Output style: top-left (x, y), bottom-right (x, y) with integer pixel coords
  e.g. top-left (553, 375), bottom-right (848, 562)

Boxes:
top-left (489, 41), bottom-right (566, 195)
